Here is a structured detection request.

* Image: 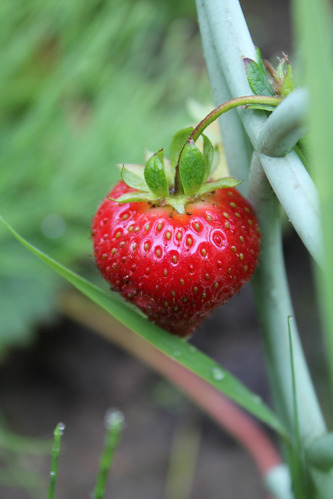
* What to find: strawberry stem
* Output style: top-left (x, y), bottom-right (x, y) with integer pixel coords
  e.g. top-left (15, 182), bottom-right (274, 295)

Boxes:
top-left (174, 95), bottom-right (282, 194)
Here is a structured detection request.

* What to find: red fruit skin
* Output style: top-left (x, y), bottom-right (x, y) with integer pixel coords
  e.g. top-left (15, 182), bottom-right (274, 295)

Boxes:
top-left (92, 181), bottom-right (260, 337)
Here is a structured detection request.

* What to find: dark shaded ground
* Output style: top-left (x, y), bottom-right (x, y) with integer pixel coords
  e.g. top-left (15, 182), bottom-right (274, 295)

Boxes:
top-left (0, 226), bottom-right (328, 498)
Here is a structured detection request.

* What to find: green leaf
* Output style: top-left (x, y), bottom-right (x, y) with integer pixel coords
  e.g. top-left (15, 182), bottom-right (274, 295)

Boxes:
top-left (144, 150), bottom-right (169, 198)
top-left (121, 164), bottom-right (149, 191)
top-left (108, 192), bottom-right (156, 204)
top-left (202, 134), bottom-right (214, 182)
top-left (198, 177), bottom-right (242, 196)
top-left (169, 126), bottom-right (194, 168)
top-left (179, 141), bottom-right (206, 196)
top-left (0, 216), bottom-right (288, 438)
top-left (244, 52), bottom-right (274, 97)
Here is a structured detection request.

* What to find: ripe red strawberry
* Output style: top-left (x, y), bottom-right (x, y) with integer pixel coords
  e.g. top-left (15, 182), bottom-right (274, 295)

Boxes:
top-left (92, 179), bottom-right (260, 338)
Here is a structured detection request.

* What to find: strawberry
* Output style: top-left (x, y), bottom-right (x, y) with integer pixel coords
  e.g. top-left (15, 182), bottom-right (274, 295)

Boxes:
top-left (92, 127), bottom-right (260, 337)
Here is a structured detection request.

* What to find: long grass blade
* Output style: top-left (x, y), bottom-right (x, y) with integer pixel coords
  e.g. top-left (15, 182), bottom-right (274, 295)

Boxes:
top-left (0, 215), bottom-right (288, 437)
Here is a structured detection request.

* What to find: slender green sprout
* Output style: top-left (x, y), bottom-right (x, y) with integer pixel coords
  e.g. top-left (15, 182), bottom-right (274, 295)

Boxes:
top-left (288, 315), bottom-right (307, 498)
top-left (93, 409), bottom-right (124, 499)
top-left (48, 422), bottom-right (65, 499)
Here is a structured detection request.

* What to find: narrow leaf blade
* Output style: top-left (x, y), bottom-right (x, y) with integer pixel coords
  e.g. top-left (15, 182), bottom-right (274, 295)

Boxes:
top-left (1, 216), bottom-right (288, 437)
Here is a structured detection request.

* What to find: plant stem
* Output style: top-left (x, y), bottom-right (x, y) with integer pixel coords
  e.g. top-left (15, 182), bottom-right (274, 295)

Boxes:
top-left (196, 2), bottom-right (253, 195)
top-left (48, 423), bottom-right (65, 499)
top-left (174, 95), bottom-right (282, 191)
top-left (93, 410), bottom-right (124, 499)
top-left (257, 88), bottom-right (308, 157)
top-left (249, 153), bottom-right (333, 497)
top-left (190, 96), bottom-right (282, 143)
top-left (249, 153), bottom-right (325, 439)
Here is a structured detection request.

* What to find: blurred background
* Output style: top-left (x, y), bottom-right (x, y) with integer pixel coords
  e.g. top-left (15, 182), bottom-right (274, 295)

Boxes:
top-left (0, 0), bottom-right (327, 498)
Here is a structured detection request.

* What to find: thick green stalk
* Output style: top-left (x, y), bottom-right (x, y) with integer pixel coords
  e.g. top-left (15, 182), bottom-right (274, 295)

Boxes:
top-left (249, 154), bottom-right (325, 439)
top-left (293, 0), bottom-right (333, 396)
top-left (195, 0), bottom-right (253, 194)
top-left (196, 0), bottom-right (326, 437)
top-left (249, 154), bottom-right (333, 496)
top-left (257, 88), bottom-right (309, 157)
top-left (259, 152), bottom-right (323, 266)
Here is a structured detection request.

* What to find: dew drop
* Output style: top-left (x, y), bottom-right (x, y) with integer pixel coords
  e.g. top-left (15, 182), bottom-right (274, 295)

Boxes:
top-left (211, 367), bottom-right (225, 381)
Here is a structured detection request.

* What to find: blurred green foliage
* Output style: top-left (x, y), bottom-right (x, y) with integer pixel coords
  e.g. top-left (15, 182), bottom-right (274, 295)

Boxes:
top-left (0, 0), bottom-right (210, 352)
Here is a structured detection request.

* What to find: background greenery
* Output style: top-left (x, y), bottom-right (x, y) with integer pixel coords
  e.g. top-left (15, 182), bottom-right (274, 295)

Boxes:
top-left (0, 0), bottom-right (209, 351)
top-left (4, 0), bottom-right (325, 498)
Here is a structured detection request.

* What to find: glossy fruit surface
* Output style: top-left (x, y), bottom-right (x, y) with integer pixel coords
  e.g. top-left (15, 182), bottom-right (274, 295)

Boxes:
top-left (92, 181), bottom-right (260, 337)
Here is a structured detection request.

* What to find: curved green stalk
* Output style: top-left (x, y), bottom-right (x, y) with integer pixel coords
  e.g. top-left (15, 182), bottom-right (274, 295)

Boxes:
top-left (174, 95), bottom-right (281, 195)
top-left (259, 152), bottom-right (323, 266)
top-left (189, 96), bottom-right (282, 142)
top-left (249, 153), bottom-right (325, 438)
top-left (257, 88), bottom-right (309, 157)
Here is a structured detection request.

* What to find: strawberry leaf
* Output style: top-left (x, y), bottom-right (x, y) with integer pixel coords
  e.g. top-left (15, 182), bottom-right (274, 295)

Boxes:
top-left (121, 164), bottom-right (148, 191)
top-left (198, 177), bottom-right (242, 195)
top-left (169, 126), bottom-right (194, 168)
top-left (144, 150), bottom-right (169, 198)
top-left (179, 140), bottom-right (206, 196)
top-left (244, 48), bottom-right (274, 97)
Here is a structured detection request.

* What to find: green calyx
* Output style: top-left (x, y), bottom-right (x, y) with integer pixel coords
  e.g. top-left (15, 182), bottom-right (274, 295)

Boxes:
top-left (112, 128), bottom-right (241, 214)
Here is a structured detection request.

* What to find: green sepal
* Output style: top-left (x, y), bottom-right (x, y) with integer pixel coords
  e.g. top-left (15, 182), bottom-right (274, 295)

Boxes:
top-left (121, 164), bottom-right (148, 191)
top-left (163, 158), bottom-right (175, 188)
top-left (198, 177), bottom-right (242, 196)
top-left (144, 150), bottom-right (169, 198)
top-left (179, 140), bottom-right (206, 196)
top-left (208, 145), bottom-right (221, 179)
top-left (244, 47), bottom-right (274, 97)
top-left (202, 133), bottom-right (214, 182)
top-left (169, 126), bottom-right (194, 168)
top-left (108, 191), bottom-right (156, 204)
top-left (281, 62), bottom-right (293, 97)
top-left (165, 196), bottom-right (189, 214)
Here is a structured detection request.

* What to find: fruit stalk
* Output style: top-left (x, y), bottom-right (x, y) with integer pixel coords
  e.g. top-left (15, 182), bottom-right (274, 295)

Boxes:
top-left (174, 95), bottom-right (282, 194)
